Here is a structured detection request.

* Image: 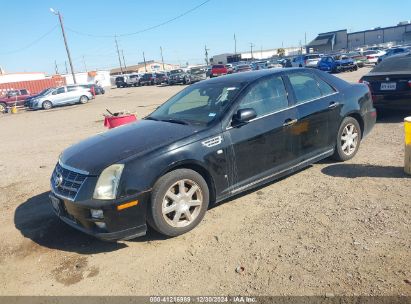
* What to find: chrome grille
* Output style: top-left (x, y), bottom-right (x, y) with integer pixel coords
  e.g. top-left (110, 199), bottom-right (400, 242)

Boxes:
top-left (51, 162), bottom-right (87, 200)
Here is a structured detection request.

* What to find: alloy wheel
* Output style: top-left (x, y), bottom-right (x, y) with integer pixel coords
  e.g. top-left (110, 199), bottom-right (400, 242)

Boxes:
top-left (341, 123), bottom-right (359, 156)
top-left (162, 179), bottom-right (203, 228)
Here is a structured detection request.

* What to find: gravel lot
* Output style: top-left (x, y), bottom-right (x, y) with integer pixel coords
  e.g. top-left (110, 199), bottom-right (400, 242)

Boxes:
top-left (0, 67), bottom-right (410, 296)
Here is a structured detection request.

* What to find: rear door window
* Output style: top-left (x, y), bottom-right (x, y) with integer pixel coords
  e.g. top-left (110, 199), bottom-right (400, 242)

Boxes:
top-left (288, 73), bottom-right (322, 103)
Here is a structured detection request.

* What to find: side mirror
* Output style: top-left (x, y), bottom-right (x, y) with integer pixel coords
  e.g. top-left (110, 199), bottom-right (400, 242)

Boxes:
top-left (232, 108), bottom-right (257, 127)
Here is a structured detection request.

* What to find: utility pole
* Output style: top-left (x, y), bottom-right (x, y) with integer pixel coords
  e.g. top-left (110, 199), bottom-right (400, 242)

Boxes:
top-left (204, 45), bottom-right (210, 65)
top-left (54, 60), bottom-right (59, 74)
top-left (121, 50), bottom-right (128, 72)
top-left (250, 43), bottom-right (255, 60)
top-left (50, 8), bottom-right (77, 84)
top-left (82, 56), bottom-right (87, 72)
top-left (114, 35), bottom-right (124, 74)
top-left (143, 52), bottom-right (147, 72)
top-left (160, 46), bottom-right (165, 71)
top-left (234, 33), bottom-right (237, 55)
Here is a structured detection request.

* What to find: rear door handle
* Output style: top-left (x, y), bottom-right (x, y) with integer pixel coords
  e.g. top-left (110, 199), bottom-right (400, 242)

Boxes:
top-left (328, 102), bottom-right (340, 109)
top-left (283, 118), bottom-right (298, 126)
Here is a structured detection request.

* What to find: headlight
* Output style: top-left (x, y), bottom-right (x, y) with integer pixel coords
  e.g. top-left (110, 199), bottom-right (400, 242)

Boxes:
top-left (93, 164), bottom-right (124, 200)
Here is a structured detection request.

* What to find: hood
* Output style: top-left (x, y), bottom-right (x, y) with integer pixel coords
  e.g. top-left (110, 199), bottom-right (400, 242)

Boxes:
top-left (60, 120), bottom-right (199, 175)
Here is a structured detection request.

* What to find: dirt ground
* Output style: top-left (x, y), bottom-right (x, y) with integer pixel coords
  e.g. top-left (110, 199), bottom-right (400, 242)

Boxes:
top-left (0, 67), bottom-right (410, 296)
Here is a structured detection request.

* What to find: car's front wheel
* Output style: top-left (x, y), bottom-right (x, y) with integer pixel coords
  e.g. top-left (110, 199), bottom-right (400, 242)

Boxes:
top-left (148, 169), bottom-right (209, 237)
top-left (333, 117), bottom-right (362, 161)
top-left (42, 100), bottom-right (52, 110)
top-left (0, 102), bottom-right (6, 113)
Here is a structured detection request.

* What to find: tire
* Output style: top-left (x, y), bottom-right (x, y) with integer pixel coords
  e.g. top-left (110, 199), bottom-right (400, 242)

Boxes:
top-left (148, 169), bottom-right (210, 237)
top-left (332, 117), bottom-right (362, 162)
top-left (79, 95), bottom-right (89, 104)
top-left (116, 84), bottom-right (120, 88)
top-left (42, 100), bottom-right (52, 110)
top-left (184, 77), bottom-right (191, 85)
top-left (0, 102), bottom-right (6, 113)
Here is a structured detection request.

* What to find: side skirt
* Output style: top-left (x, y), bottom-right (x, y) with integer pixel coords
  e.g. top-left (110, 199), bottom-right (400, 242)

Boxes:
top-left (217, 149), bottom-right (334, 202)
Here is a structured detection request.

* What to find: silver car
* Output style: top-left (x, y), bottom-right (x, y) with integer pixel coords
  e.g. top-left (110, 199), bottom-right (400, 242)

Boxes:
top-left (28, 85), bottom-right (93, 110)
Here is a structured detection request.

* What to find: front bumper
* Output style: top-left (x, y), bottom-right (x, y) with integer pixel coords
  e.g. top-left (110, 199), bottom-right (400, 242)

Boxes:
top-left (49, 191), bottom-right (149, 241)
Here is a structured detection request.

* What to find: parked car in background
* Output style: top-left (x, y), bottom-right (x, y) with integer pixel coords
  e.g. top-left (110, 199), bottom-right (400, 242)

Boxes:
top-left (235, 64), bottom-right (252, 73)
top-left (115, 75), bottom-right (129, 88)
top-left (189, 66), bottom-right (207, 83)
top-left (27, 85), bottom-right (93, 110)
top-left (377, 47), bottom-right (411, 63)
top-left (128, 74), bottom-right (142, 87)
top-left (210, 64), bottom-right (228, 77)
top-left (317, 55), bottom-right (357, 73)
top-left (154, 73), bottom-right (168, 85)
top-left (279, 58), bottom-right (292, 68)
top-left (168, 69), bottom-right (191, 85)
top-left (81, 84), bottom-right (105, 95)
top-left (360, 53), bottom-right (411, 110)
top-left (49, 68), bottom-right (376, 240)
top-left (0, 89), bottom-right (31, 113)
top-left (139, 73), bottom-right (156, 86)
top-left (292, 54), bottom-right (322, 68)
top-left (225, 64), bottom-right (234, 74)
top-left (344, 52), bottom-right (367, 67)
top-left (362, 50), bottom-right (385, 65)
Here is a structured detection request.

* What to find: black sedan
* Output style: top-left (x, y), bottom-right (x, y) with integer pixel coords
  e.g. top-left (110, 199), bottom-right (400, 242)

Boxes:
top-left (360, 53), bottom-right (411, 110)
top-left (49, 68), bottom-right (376, 241)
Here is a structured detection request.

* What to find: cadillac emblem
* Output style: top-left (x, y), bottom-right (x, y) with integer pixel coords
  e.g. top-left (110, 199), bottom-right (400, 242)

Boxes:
top-left (55, 173), bottom-right (63, 187)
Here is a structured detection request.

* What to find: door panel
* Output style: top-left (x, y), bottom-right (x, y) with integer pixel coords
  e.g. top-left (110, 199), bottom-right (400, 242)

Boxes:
top-left (226, 108), bottom-right (297, 190)
top-left (224, 75), bottom-right (298, 191)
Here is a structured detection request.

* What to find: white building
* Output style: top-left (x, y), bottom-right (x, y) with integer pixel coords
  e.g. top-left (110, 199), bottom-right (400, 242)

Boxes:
top-left (0, 72), bottom-right (46, 84)
top-left (62, 70), bottom-right (111, 87)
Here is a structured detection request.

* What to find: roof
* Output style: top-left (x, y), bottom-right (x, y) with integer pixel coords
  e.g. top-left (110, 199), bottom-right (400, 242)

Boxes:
top-left (348, 23), bottom-right (411, 35)
top-left (195, 68), bottom-right (299, 85)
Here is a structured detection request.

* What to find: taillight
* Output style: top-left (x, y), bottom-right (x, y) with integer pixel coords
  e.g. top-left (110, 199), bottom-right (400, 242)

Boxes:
top-left (408, 80), bottom-right (411, 88)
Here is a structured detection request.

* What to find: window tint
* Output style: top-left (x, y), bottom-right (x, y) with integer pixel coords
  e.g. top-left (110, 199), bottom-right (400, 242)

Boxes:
top-left (371, 54), bottom-right (411, 72)
top-left (20, 89), bottom-right (28, 95)
top-left (238, 76), bottom-right (289, 117)
top-left (56, 87), bottom-right (65, 94)
top-left (316, 77), bottom-right (336, 95)
top-left (288, 73), bottom-right (322, 103)
top-left (67, 86), bottom-right (79, 92)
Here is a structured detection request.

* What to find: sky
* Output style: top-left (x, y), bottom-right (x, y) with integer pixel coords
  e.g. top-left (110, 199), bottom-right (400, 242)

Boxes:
top-left (1, 0), bottom-right (411, 74)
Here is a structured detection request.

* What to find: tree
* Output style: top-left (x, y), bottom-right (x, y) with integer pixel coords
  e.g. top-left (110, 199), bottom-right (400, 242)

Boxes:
top-left (277, 48), bottom-right (285, 58)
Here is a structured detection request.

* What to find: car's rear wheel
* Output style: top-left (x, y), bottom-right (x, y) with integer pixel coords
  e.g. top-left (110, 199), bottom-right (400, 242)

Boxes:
top-left (148, 169), bottom-right (209, 237)
top-left (333, 117), bottom-right (362, 161)
top-left (79, 95), bottom-right (89, 104)
top-left (0, 102), bottom-right (6, 113)
top-left (42, 100), bottom-right (52, 110)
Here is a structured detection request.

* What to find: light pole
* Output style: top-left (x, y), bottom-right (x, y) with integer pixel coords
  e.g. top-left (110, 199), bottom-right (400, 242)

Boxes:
top-left (160, 46), bottom-right (165, 71)
top-left (50, 8), bottom-right (76, 84)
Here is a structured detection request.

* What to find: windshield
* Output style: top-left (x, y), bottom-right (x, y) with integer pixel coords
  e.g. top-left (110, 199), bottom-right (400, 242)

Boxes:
top-left (371, 54), bottom-right (411, 72)
top-left (190, 68), bottom-right (205, 74)
top-left (148, 82), bottom-right (244, 125)
top-left (170, 69), bottom-right (183, 74)
top-left (37, 88), bottom-right (53, 96)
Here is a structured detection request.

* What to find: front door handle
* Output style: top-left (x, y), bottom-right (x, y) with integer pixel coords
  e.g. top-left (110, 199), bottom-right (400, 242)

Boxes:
top-left (328, 102), bottom-right (340, 109)
top-left (283, 118), bottom-right (298, 126)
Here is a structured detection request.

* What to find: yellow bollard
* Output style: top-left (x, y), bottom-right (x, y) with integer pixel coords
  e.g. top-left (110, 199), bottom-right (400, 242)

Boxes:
top-left (11, 106), bottom-right (18, 114)
top-left (405, 117), bottom-right (411, 175)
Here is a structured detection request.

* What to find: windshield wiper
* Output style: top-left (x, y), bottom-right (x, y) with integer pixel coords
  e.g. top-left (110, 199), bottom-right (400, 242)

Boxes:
top-left (145, 116), bottom-right (159, 121)
top-left (160, 118), bottom-right (189, 125)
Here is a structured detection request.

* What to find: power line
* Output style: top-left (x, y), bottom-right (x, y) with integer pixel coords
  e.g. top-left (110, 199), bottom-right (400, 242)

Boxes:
top-left (0, 25), bottom-right (59, 55)
top-left (65, 0), bottom-right (211, 38)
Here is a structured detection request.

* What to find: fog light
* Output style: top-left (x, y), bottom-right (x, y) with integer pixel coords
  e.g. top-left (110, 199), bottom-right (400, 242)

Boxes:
top-left (95, 222), bottom-right (106, 229)
top-left (90, 209), bottom-right (104, 219)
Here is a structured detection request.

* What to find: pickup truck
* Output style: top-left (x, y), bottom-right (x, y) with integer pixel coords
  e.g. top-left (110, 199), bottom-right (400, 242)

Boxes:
top-left (210, 65), bottom-right (228, 78)
top-left (0, 89), bottom-right (31, 113)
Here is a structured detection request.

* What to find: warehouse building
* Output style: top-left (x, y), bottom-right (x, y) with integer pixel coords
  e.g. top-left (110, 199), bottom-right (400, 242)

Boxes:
top-left (110, 61), bottom-right (178, 75)
top-left (308, 21), bottom-right (411, 53)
